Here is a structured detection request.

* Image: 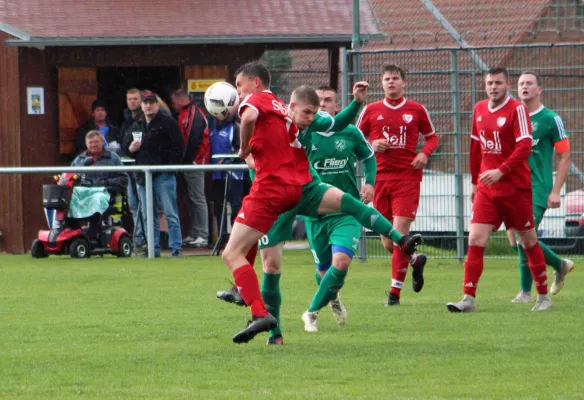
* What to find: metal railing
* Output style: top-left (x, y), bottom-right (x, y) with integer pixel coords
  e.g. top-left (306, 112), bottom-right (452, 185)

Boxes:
top-left (0, 164), bottom-right (248, 259)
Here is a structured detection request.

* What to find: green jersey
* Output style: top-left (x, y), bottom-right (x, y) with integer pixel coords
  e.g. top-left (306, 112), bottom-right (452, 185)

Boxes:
top-left (529, 105), bottom-right (568, 208)
top-left (310, 125), bottom-right (374, 198)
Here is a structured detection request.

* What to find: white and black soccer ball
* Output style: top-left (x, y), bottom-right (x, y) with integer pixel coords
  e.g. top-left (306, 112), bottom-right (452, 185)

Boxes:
top-left (204, 82), bottom-right (239, 119)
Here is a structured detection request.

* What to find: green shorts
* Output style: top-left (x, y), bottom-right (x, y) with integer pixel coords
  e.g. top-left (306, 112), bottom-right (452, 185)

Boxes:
top-left (306, 215), bottom-right (361, 270)
top-left (258, 179), bottom-right (331, 249)
top-left (534, 205), bottom-right (546, 230)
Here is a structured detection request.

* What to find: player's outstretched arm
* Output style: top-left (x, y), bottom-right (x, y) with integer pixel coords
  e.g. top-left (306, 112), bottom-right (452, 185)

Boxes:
top-left (309, 82), bottom-right (369, 133)
top-left (549, 150), bottom-right (570, 208)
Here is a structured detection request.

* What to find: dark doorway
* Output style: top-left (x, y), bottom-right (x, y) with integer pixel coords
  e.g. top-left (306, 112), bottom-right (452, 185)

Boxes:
top-left (97, 66), bottom-right (181, 125)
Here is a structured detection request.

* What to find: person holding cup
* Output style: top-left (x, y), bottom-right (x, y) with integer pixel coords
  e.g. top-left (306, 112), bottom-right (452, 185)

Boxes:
top-left (127, 91), bottom-right (185, 257)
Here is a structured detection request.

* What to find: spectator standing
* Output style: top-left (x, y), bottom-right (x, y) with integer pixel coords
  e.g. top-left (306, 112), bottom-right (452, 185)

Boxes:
top-left (171, 88), bottom-right (210, 248)
top-left (127, 92), bottom-right (185, 257)
top-left (120, 88), bottom-right (145, 250)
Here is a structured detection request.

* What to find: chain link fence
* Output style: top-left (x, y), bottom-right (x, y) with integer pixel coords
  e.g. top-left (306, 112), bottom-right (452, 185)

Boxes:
top-left (345, 44), bottom-right (584, 260)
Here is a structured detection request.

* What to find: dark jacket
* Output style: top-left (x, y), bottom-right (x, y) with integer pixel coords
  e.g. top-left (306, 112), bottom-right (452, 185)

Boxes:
top-left (74, 120), bottom-right (121, 156)
top-left (179, 102), bottom-right (210, 164)
top-left (120, 109), bottom-right (144, 157)
top-left (71, 149), bottom-right (128, 193)
top-left (126, 111), bottom-right (185, 185)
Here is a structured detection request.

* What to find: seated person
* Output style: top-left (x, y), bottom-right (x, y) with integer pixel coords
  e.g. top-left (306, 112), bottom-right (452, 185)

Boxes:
top-left (70, 130), bottom-right (128, 244)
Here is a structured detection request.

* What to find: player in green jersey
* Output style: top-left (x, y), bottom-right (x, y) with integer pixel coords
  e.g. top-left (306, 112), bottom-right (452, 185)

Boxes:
top-left (218, 84), bottom-right (422, 344)
top-left (300, 86), bottom-right (428, 332)
top-left (508, 71), bottom-right (574, 303)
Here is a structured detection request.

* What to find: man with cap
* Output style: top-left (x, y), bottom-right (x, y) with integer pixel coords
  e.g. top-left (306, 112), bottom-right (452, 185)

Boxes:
top-left (74, 100), bottom-right (121, 156)
top-left (127, 91), bottom-right (186, 257)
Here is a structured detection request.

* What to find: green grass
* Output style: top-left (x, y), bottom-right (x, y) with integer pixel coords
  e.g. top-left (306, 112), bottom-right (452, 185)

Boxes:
top-left (1, 252), bottom-right (583, 399)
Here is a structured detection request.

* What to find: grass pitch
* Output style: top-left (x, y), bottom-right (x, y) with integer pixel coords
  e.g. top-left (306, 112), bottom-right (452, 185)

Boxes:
top-left (1, 252), bottom-right (583, 399)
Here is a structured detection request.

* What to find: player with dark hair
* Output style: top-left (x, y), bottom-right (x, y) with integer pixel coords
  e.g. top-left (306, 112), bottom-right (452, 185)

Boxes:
top-left (356, 64), bottom-right (437, 306)
top-left (508, 71), bottom-right (573, 303)
top-left (447, 67), bottom-right (552, 312)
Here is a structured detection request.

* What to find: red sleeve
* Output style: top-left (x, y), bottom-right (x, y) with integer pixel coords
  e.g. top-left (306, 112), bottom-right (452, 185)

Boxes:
top-left (498, 104), bottom-right (532, 174)
top-left (419, 105), bottom-right (435, 137)
top-left (238, 93), bottom-right (261, 119)
top-left (421, 134), bottom-right (438, 157)
top-left (470, 109), bottom-right (482, 185)
top-left (356, 105), bottom-right (370, 138)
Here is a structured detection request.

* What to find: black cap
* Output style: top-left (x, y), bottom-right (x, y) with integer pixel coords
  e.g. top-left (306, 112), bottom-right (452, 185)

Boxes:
top-left (142, 91), bottom-right (158, 102)
top-left (91, 100), bottom-right (107, 112)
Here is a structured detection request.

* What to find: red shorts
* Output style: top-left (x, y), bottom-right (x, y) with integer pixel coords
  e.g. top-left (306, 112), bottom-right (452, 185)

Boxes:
top-left (373, 179), bottom-right (421, 221)
top-left (471, 187), bottom-right (535, 231)
top-left (235, 182), bottom-right (303, 234)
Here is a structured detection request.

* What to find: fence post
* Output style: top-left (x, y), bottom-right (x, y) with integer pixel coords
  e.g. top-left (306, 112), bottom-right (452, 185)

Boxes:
top-left (340, 46), bottom-right (348, 109)
top-left (451, 49), bottom-right (465, 263)
top-left (144, 170), bottom-right (156, 259)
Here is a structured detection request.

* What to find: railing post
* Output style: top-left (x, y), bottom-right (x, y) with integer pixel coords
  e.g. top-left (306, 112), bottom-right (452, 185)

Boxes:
top-left (340, 46), bottom-right (348, 109)
top-left (144, 170), bottom-right (156, 259)
top-left (451, 49), bottom-right (465, 263)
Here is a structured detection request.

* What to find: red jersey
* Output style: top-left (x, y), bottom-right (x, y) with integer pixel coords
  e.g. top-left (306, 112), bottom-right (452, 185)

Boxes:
top-left (357, 97), bottom-right (437, 182)
top-left (238, 91), bottom-right (310, 186)
top-left (470, 96), bottom-right (532, 191)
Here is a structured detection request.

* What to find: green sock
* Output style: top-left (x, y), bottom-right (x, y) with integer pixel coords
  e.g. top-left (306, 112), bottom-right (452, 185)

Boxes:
top-left (261, 272), bottom-right (282, 337)
top-left (511, 244), bottom-right (518, 253)
top-left (539, 240), bottom-right (563, 272)
top-left (308, 266), bottom-right (347, 312)
top-left (518, 246), bottom-right (532, 292)
top-left (314, 271), bottom-right (322, 286)
top-left (340, 193), bottom-right (402, 243)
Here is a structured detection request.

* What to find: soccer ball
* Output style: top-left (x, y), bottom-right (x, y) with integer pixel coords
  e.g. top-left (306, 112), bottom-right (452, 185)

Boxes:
top-left (204, 82), bottom-right (239, 118)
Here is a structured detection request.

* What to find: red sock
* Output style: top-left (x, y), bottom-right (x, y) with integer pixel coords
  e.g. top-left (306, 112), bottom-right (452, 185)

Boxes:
top-left (389, 246), bottom-right (409, 296)
top-left (232, 264), bottom-right (268, 317)
top-left (245, 243), bottom-right (258, 266)
top-left (524, 243), bottom-right (548, 294)
top-left (463, 245), bottom-right (485, 297)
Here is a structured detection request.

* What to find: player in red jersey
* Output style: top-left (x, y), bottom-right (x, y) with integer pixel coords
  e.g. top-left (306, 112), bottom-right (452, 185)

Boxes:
top-left (447, 67), bottom-right (552, 312)
top-left (221, 62), bottom-right (311, 343)
top-left (357, 65), bottom-right (439, 306)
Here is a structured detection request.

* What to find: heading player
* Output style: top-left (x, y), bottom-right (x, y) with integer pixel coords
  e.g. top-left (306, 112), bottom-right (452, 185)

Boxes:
top-left (220, 62), bottom-right (311, 343)
top-left (508, 71), bottom-right (573, 303)
top-left (447, 67), bottom-right (552, 313)
top-left (357, 64), bottom-right (438, 306)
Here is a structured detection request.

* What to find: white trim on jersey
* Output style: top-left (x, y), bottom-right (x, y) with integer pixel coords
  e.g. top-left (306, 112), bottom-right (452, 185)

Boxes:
top-left (317, 110), bottom-right (335, 132)
top-left (529, 104), bottom-right (544, 117)
top-left (554, 115), bottom-right (568, 140)
top-left (356, 105), bottom-right (368, 129)
top-left (516, 105), bottom-right (531, 141)
top-left (355, 127), bottom-right (375, 160)
top-left (421, 105), bottom-right (436, 137)
top-left (238, 93), bottom-right (259, 118)
top-left (488, 96), bottom-right (511, 113)
top-left (315, 130), bottom-right (335, 138)
top-left (383, 97), bottom-right (406, 110)
top-left (471, 135), bottom-right (480, 141)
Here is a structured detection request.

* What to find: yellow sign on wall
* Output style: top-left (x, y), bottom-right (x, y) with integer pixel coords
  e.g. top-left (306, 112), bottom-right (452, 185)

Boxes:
top-left (188, 79), bottom-right (224, 93)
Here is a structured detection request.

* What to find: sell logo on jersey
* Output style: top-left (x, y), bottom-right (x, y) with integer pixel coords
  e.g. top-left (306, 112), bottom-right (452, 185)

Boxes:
top-left (334, 139), bottom-right (346, 152)
top-left (313, 158), bottom-right (348, 171)
top-left (477, 116), bottom-right (482, 122)
top-left (383, 125), bottom-right (407, 148)
top-left (497, 117), bottom-right (506, 127)
top-left (479, 130), bottom-right (502, 154)
top-left (402, 114), bottom-right (413, 124)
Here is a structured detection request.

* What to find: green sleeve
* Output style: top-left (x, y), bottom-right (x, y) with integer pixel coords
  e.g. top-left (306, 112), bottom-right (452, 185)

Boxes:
top-left (309, 100), bottom-right (362, 132)
top-left (249, 169), bottom-right (255, 182)
top-left (551, 114), bottom-right (568, 142)
top-left (353, 126), bottom-right (375, 160)
top-left (363, 156), bottom-right (377, 186)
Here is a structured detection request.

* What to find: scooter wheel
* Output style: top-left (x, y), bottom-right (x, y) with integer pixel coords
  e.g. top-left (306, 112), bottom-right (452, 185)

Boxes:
top-left (69, 237), bottom-right (90, 258)
top-left (31, 239), bottom-right (48, 258)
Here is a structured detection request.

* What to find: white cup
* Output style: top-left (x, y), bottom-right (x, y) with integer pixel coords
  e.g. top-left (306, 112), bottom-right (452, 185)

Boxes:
top-left (132, 132), bottom-right (143, 142)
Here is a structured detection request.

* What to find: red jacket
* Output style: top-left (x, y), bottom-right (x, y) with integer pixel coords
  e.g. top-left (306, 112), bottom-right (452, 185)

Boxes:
top-left (178, 102), bottom-right (210, 164)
